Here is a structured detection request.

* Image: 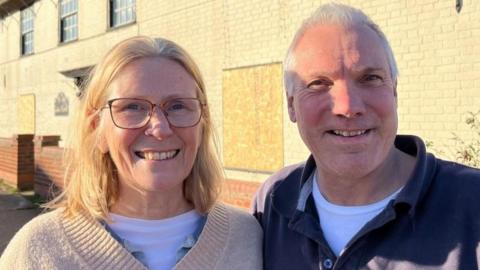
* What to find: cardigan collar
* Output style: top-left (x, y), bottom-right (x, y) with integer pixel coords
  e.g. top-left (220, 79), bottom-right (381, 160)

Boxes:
top-left (61, 203), bottom-right (231, 270)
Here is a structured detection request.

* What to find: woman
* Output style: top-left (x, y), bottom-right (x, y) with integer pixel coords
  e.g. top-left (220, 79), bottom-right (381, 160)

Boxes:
top-left (0, 36), bottom-right (262, 270)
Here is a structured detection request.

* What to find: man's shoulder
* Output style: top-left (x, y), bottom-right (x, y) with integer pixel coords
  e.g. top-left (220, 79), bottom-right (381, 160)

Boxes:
top-left (252, 161), bottom-right (306, 214)
top-left (434, 158), bottom-right (480, 187)
top-left (437, 159), bottom-right (480, 180)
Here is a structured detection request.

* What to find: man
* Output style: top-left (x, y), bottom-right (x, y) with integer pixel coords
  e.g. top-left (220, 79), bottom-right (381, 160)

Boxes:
top-left (253, 3), bottom-right (480, 270)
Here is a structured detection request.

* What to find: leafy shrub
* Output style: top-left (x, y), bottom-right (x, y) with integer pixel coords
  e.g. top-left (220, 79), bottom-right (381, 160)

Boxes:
top-left (452, 111), bottom-right (480, 168)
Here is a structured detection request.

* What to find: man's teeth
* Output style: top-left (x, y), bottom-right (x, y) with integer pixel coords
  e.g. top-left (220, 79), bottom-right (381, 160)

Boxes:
top-left (332, 130), bottom-right (367, 137)
top-left (143, 151), bottom-right (177, 161)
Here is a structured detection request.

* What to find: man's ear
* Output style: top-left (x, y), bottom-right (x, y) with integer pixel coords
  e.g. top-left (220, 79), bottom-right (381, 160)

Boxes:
top-left (287, 94), bottom-right (297, 123)
top-left (393, 80), bottom-right (398, 108)
top-left (393, 80), bottom-right (398, 98)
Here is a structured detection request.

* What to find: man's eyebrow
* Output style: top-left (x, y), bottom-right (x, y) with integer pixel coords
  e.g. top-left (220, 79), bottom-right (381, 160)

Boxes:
top-left (303, 71), bottom-right (338, 79)
top-left (352, 66), bottom-right (388, 74)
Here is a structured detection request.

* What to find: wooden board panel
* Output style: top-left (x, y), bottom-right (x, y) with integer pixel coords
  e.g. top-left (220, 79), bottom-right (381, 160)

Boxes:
top-left (17, 94), bottom-right (35, 134)
top-left (223, 63), bottom-right (283, 172)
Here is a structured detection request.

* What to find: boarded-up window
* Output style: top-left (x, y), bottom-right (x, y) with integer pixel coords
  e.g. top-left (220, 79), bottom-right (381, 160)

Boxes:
top-left (18, 94), bottom-right (35, 134)
top-left (223, 63), bottom-right (283, 172)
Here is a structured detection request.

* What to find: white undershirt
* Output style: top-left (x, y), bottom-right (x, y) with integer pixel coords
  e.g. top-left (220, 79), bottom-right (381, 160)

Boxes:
top-left (312, 173), bottom-right (402, 257)
top-left (108, 210), bottom-right (202, 270)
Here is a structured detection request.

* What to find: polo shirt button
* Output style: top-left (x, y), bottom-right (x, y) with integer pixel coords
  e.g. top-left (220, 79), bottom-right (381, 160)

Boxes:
top-left (323, 258), bottom-right (333, 269)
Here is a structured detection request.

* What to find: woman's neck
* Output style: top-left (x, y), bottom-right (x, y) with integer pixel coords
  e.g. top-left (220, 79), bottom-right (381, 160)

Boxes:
top-left (110, 185), bottom-right (193, 220)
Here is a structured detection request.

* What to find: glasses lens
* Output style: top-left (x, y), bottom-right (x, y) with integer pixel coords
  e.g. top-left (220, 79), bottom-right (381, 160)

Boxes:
top-left (164, 99), bottom-right (202, 127)
top-left (110, 99), bottom-right (151, 128)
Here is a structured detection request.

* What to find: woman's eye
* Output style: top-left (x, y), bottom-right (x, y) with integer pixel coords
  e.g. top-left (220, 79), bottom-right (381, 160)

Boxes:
top-left (118, 102), bottom-right (148, 112)
top-left (126, 104), bottom-right (140, 110)
top-left (167, 102), bottom-right (187, 112)
top-left (125, 103), bottom-right (144, 110)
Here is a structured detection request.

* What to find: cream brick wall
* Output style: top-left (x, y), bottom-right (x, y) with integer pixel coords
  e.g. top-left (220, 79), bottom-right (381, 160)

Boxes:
top-left (0, 0), bottom-right (479, 179)
top-left (275, 0), bottom-right (480, 164)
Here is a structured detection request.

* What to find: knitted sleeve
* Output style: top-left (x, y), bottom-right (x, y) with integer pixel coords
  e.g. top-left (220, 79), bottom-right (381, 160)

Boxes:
top-left (0, 210), bottom-right (86, 269)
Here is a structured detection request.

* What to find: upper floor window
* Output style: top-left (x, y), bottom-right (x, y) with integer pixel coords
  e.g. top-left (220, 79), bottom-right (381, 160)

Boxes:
top-left (21, 6), bottom-right (34, 55)
top-left (60, 0), bottom-right (78, 43)
top-left (109, 0), bottom-right (135, 28)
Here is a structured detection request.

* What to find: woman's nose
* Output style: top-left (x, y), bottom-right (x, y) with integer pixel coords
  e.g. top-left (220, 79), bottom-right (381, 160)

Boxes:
top-left (144, 107), bottom-right (174, 138)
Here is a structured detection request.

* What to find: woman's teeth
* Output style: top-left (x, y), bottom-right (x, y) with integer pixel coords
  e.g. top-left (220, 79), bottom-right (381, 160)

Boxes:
top-left (137, 150), bottom-right (178, 160)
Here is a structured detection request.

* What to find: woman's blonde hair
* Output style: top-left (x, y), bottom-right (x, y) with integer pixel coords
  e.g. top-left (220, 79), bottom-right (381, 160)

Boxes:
top-left (47, 36), bottom-right (223, 220)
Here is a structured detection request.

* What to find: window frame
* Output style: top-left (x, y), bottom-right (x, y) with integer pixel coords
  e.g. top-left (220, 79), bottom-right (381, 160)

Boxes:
top-left (59, 0), bottom-right (79, 44)
top-left (20, 6), bottom-right (34, 56)
top-left (108, 0), bottom-right (136, 29)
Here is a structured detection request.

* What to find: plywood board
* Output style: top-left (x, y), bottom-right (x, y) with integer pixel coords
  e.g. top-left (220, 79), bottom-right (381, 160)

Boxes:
top-left (223, 63), bottom-right (283, 172)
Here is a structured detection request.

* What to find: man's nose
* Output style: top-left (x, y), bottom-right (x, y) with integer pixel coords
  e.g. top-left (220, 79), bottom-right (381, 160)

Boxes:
top-left (144, 107), bottom-right (173, 138)
top-left (330, 81), bottom-right (366, 118)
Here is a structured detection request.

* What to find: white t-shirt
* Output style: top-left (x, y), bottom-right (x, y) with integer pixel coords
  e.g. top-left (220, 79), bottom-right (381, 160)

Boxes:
top-left (108, 210), bottom-right (202, 270)
top-left (312, 174), bottom-right (402, 257)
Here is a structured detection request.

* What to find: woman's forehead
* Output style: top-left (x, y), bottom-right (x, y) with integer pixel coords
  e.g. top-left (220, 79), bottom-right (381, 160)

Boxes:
top-left (107, 57), bottom-right (198, 100)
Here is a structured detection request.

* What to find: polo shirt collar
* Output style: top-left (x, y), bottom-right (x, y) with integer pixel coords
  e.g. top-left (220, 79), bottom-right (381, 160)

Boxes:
top-left (393, 135), bottom-right (437, 217)
top-left (271, 155), bottom-right (317, 219)
top-left (271, 135), bottom-right (436, 219)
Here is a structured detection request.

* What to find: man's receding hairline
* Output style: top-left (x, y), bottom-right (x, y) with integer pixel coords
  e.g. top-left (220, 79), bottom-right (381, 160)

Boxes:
top-left (284, 3), bottom-right (399, 96)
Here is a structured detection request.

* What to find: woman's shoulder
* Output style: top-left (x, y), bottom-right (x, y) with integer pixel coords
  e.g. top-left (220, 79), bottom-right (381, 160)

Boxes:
top-left (207, 203), bottom-right (263, 269)
top-left (220, 203), bottom-right (261, 229)
top-left (8, 208), bottom-right (64, 241)
top-left (209, 202), bottom-right (262, 238)
top-left (177, 203), bottom-right (262, 270)
top-left (0, 209), bottom-right (66, 268)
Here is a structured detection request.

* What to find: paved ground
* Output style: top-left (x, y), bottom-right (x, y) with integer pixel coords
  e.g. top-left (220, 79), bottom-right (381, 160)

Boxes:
top-left (0, 190), bottom-right (42, 255)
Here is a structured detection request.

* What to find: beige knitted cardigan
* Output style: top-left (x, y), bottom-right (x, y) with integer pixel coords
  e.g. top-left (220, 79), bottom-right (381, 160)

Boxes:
top-left (0, 202), bottom-right (262, 270)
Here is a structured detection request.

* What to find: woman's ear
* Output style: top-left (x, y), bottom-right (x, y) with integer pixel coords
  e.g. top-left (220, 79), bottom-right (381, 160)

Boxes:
top-left (97, 131), bottom-right (109, 154)
top-left (89, 110), bottom-right (109, 153)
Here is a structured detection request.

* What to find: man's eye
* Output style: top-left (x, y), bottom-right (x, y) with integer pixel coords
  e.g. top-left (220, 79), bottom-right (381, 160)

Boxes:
top-left (307, 79), bottom-right (333, 90)
top-left (363, 74), bottom-right (383, 82)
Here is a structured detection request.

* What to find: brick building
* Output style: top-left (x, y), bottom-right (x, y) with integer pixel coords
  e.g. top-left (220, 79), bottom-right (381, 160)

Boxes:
top-left (0, 0), bottom-right (479, 206)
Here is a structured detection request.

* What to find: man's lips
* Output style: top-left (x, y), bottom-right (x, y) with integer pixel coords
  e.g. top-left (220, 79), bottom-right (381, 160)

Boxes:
top-left (327, 129), bottom-right (371, 137)
top-left (134, 150), bottom-right (179, 161)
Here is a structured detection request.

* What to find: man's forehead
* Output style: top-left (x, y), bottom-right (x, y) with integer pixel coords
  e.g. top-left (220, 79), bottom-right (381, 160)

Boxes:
top-left (292, 24), bottom-right (389, 76)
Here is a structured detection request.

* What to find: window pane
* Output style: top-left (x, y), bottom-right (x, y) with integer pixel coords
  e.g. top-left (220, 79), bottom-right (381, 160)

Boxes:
top-left (120, 10), bottom-right (126, 23)
top-left (22, 31), bottom-right (33, 54)
top-left (21, 7), bottom-right (34, 54)
top-left (60, 0), bottom-right (78, 42)
top-left (72, 26), bottom-right (77, 39)
top-left (111, 0), bottom-right (135, 27)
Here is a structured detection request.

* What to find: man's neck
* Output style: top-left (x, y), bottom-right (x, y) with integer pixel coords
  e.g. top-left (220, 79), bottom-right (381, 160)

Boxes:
top-left (316, 148), bottom-right (416, 206)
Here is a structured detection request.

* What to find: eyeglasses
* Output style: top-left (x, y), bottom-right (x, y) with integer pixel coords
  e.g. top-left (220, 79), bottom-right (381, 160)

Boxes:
top-left (102, 98), bottom-right (204, 129)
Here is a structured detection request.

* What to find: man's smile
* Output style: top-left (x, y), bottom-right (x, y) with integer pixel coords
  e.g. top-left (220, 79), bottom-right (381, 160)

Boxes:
top-left (328, 129), bottom-right (371, 137)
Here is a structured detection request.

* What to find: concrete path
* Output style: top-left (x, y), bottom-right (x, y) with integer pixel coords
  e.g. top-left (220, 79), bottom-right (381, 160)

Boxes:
top-left (0, 191), bottom-right (42, 255)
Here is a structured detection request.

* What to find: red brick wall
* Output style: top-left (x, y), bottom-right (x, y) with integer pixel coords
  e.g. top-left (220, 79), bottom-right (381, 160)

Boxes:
top-left (34, 136), bottom-right (64, 199)
top-left (221, 179), bottom-right (261, 210)
top-left (0, 137), bottom-right (17, 184)
top-left (0, 134), bottom-right (35, 190)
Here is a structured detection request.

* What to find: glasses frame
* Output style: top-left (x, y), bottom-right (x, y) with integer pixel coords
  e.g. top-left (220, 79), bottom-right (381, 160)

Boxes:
top-left (102, 97), bottom-right (205, 129)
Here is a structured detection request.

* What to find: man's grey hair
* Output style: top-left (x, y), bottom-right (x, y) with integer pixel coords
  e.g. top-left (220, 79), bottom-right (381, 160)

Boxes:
top-left (284, 2), bottom-right (398, 96)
